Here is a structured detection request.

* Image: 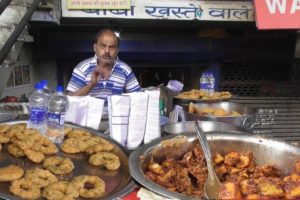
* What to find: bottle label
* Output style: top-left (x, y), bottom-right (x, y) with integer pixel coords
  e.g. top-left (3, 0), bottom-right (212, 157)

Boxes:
top-left (200, 83), bottom-right (209, 90)
top-left (47, 112), bottom-right (65, 127)
top-left (29, 108), bottom-right (46, 124)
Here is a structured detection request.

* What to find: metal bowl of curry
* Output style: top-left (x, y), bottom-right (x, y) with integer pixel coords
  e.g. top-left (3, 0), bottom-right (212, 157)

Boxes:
top-left (129, 132), bottom-right (300, 200)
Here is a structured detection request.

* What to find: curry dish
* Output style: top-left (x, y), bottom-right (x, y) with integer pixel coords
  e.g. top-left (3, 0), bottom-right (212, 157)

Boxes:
top-left (144, 140), bottom-right (300, 199)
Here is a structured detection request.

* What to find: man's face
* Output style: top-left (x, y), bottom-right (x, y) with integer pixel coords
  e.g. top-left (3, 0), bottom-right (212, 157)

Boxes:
top-left (94, 32), bottom-right (118, 66)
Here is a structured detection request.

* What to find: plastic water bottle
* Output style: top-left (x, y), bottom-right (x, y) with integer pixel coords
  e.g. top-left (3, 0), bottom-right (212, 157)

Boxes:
top-left (207, 73), bottom-right (215, 95)
top-left (46, 86), bottom-right (69, 143)
top-left (40, 80), bottom-right (51, 102)
top-left (200, 73), bottom-right (209, 93)
top-left (27, 83), bottom-right (47, 134)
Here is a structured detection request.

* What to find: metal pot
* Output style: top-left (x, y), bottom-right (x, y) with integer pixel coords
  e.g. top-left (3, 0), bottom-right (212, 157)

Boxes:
top-left (162, 121), bottom-right (247, 135)
top-left (185, 102), bottom-right (256, 129)
top-left (130, 132), bottom-right (300, 200)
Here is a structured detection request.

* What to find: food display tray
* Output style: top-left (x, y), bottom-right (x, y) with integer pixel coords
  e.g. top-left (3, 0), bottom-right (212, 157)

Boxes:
top-left (129, 132), bottom-right (300, 200)
top-left (0, 120), bottom-right (135, 200)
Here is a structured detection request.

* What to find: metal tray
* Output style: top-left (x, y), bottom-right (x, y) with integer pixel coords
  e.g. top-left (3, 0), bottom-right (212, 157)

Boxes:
top-left (0, 112), bottom-right (17, 122)
top-left (0, 120), bottom-right (135, 200)
top-left (185, 102), bottom-right (256, 129)
top-left (129, 132), bottom-right (300, 200)
top-left (173, 96), bottom-right (230, 105)
top-left (161, 121), bottom-right (247, 135)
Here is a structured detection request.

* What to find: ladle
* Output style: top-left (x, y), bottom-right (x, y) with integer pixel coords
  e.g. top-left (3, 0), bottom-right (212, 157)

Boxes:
top-left (195, 120), bottom-right (221, 199)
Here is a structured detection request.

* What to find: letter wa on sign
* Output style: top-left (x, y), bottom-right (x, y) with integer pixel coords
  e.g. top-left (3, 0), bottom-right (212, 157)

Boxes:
top-left (265, 0), bottom-right (300, 14)
top-left (254, 0), bottom-right (300, 29)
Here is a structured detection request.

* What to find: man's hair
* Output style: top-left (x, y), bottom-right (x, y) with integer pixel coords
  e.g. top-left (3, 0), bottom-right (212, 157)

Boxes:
top-left (95, 28), bottom-right (120, 47)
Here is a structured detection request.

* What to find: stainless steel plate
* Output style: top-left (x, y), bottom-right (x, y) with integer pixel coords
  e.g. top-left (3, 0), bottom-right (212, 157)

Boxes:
top-left (0, 120), bottom-right (135, 200)
top-left (162, 121), bottom-right (247, 135)
top-left (185, 102), bottom-right (256, 128)
top-left (0, 112), bottom-right (17, 122)
top-left (129, 132), bottom-right (300, 200)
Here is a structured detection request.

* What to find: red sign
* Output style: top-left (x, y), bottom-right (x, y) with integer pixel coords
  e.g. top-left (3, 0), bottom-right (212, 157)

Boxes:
top-left (254, 0), bottom-right (300, 29)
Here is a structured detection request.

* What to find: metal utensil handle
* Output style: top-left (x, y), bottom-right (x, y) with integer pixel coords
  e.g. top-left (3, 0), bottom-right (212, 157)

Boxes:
top-left (195, 121), bottom-right (214, 168)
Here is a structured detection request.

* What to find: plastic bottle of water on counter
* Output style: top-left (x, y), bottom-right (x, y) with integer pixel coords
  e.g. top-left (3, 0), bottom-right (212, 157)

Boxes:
top-left (40, 80), bottom-right (51, 102)
top-left (207, 72), bottom-right (215, 95)
top-left (46, 86), bottom-right (69, 143)
top-left (199, 72), bottom-right (209, 93)
top-left (27, 83), bottom-right (47, 134)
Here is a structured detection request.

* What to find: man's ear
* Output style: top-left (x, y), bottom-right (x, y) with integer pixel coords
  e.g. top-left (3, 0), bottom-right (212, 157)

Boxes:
top-left (93, 43), bottom-right (96, 52)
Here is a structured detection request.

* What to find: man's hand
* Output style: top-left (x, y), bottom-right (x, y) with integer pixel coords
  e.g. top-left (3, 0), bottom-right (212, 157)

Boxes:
top-left (90, 67), bottom-right (101, 86)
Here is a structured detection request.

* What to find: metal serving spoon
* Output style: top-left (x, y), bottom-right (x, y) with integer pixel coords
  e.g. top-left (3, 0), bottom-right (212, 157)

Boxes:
top-left (195, 120), bottom-right (221, 199)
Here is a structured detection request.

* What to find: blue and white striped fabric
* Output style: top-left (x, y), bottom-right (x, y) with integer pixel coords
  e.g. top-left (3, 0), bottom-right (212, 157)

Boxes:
top-left (67, 55), bottom-right (141, 102)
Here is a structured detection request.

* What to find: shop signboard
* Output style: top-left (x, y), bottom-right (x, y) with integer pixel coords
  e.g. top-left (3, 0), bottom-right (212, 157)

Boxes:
top-left (254, 0), bottom-right (300, 29)
top-left (66, 0), bottom-right (131, 9)
top-left (61, 0), bottom-right (255, 22)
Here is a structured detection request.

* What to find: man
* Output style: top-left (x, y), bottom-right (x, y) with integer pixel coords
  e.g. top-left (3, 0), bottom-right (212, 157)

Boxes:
top-left (67, 28), bottom-right (141, 102)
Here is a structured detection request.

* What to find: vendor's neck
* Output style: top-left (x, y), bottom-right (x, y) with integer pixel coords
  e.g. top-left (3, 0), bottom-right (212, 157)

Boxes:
top-left (99, 63), bottom-right (113, 71)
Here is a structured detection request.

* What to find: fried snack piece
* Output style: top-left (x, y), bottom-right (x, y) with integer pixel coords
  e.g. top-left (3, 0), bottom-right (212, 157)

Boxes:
top-left (61, 138), bottom-right (89, 153)
top-left (219, 181), bottom-right (242, 199)
top-left (43, 156), bottom-right (74, 175)
top-left (7, 144), bottom-right (25, 157)
top-left (39, 137), bottom-right (58, 154)
top-left (7, 123), bottom-right (27, 138)
top-left (283, 173), bottom-right (300, 199)
top-left (0, 132), bottom-right (10, 143)
top-left (0, 124), bottom-right (10, 133)
top-left (201, 107), bottom-right (215, 115)
top-left (224, 152), bottom-right (240, 166)
top-left (64, 126), bottom-right (73, 136)
top-left (0, 165), bottom-right (24, 182)
top-left (24, 148), bottom-right (46, 163)
top-left (85, 143), bottom-right (114, 155)
top-left (213, 108), bottom-right (229, 117)
top-left (9, 178), bottom-right (41, 200)
top-left (89, 152), bottom-right (121, 170)
top-left (240, 179), bottom-right (259, 196)
top-left (0, 124), bottom-right (11, 143)
top-left (43, 181), bottom-right (79, 200)
top-left (24, 168), bottom-right (57, 188)
top-left (213, 153), bottom-right (224, 165)
top-left (67, 129), bottom-right (92, 138)
top-left (256, 177), bottom-right (285, 198)
top-left (188, 102), bottom-right (195, 113)
top-left (71, 175), bottom-right (105, 198)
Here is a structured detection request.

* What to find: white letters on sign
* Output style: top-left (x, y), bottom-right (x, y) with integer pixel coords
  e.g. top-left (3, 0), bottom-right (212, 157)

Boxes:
top-left (291, 0), bottom-right (300, 13)
top-left (265, 0), bottom-right (286, 14)
top-left (265, 0), bottom-right (300, 14)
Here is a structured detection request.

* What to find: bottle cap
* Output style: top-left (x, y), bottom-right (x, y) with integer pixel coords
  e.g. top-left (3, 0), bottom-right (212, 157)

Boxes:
top-left (35, 83), bottom-right (43, 90)
top-left (40, 80), bottom-right (48, 86)
top-left (56, 85), bottom-right (64, 92)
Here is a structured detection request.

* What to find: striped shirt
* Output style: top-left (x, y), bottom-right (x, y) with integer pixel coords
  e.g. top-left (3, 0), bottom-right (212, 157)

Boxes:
top-left (67, 55), bottom-right (141, 102)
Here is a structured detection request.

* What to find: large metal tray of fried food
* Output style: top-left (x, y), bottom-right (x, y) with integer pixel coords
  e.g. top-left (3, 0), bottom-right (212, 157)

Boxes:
top-left (129, 132), bottom-right (300, 200)
top-left (174, 90), bottom-right (233, 104)
top-left (0, 120), bottom-right (135, 200)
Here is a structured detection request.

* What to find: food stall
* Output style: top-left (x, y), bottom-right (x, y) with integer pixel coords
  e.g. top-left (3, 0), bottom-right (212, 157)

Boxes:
top-left (0, 0), bottom-right (300, 199)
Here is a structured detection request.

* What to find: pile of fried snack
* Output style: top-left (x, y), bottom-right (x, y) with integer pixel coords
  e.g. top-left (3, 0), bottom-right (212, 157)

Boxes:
top-left (188, 102), bottom-right (242, 117)
top-left (0, 123), bottom-right (121, 200)
top-left (176, 89), bottom-right (232, 100)
top-left (145, 140), bottom-right (300, 199)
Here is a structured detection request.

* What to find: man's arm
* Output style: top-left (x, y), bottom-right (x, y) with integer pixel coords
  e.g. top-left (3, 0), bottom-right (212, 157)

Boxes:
top-left (67, 83), bottom-right (95, 96)
top-left (67, 67), bottom-right (101, 96)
